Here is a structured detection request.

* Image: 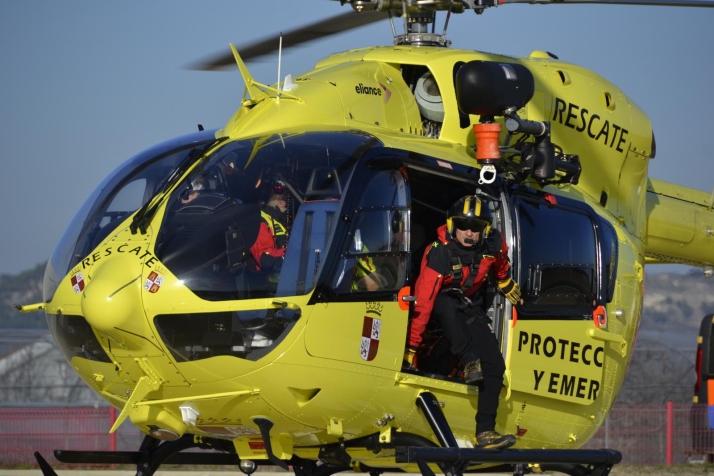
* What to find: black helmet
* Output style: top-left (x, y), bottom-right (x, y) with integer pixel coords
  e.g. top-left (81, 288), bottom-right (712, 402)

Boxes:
top-left (263, 179), bottom-right (287, 202)
top-left (446, 195), bottom-right (492, 238)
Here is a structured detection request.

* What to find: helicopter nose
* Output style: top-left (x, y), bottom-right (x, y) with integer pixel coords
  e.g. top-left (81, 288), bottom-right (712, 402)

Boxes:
top-left (81, 254), bottom-right (144, 333)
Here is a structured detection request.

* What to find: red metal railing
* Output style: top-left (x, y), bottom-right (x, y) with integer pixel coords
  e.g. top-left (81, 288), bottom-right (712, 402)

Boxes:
top-left (2, 403), bottom-right (714, 467)
top-left (583, 403), bottom-right (713, 464)
top-left (0, 406), bottom-right (142, 467)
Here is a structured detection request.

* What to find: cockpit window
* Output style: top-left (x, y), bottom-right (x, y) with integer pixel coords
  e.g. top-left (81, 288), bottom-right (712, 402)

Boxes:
top-left (155, 131), bottom-right (379, 302)
top-left (332, 169), bottom-right (411, 294)
top-left (44, 129), bottom-right (217, 302)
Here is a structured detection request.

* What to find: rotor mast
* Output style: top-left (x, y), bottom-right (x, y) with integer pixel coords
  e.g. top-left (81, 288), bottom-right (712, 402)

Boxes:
top-left (346, 1), bottom-right (461, 47)
top-left (344, 0), bottom-right (714, 46)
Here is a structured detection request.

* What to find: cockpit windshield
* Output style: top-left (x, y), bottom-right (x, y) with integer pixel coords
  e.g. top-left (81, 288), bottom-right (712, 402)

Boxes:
top-left (155, 131), bottom-right (379, 302)
top-left (44, 129), bottom-right (217, 302)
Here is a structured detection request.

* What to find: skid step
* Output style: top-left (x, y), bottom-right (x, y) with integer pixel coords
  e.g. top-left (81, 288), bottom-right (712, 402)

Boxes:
top-left (395, 446), bottom-right (621, 476)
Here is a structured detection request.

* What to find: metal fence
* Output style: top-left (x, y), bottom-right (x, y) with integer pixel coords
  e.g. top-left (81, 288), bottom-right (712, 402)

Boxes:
top-left (2, 403), bottom-right (714, 468)
top-left (0, 406), bottom-right (142, 467)
top-left (583, 402), bottom-right (714, 464)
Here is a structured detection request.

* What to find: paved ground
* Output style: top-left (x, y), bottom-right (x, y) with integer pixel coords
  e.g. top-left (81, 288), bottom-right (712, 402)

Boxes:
top-left (1, 472), bottom-right (289, 476)
top-left (4, 467), bottom-right (714, 476)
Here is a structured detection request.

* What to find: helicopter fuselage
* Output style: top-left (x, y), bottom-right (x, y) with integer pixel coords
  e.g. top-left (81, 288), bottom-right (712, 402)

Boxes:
top-left (38, 45), bottom-right (714, 471)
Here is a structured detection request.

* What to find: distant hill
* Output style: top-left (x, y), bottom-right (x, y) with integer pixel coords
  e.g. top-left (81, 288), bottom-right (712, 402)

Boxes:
top-left (619, 269), bottom-right (714, 403)
top-left (642, 270), bottom-right (714, 334)
top-left (0, 263), bottom-right (46, 329)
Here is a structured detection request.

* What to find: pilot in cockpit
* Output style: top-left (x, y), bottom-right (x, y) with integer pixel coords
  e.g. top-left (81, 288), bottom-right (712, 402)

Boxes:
top-left (261, 181), bottom-right (289, 249)
top-left (179, 176), bottom-right (207, 204)
top-left (248, 181), bottom-right (291, 291)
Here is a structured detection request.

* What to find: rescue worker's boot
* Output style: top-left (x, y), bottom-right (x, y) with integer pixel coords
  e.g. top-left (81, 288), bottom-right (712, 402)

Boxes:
top-left (463, 360), bottom-right (483, 384)
top-left (476, 431), bottom-right (516, 449)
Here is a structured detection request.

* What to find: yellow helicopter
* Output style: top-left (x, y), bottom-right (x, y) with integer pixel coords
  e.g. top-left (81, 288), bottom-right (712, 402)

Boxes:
top-left (16, 0), bottom-right (714, 475)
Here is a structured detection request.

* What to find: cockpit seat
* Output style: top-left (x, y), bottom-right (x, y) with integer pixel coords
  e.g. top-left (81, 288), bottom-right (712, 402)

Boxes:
top-left (275, 200), bottom-right (341, 297)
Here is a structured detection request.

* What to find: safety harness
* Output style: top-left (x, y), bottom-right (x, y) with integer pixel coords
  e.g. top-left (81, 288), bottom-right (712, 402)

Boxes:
top-left (260, 210), bottom-right (288, 248)
top-left (441, 253), bottom-right (489, 321)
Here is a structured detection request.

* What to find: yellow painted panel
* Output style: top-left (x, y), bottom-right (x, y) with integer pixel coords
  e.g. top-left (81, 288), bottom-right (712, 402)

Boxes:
top-left (305, 301), bottom-right (407, 370)
top-left (506, 321), bottom-right (604, 405)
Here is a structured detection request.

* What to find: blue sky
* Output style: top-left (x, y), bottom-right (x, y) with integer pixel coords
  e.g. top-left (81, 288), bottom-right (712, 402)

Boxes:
top-left (1, 0), bottom-right (712, 276)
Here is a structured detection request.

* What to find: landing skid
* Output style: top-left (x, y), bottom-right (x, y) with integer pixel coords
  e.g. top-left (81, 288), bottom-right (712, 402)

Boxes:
top-left (395, 446), bottom-right (620, 476)
top-left (35, 434), bottom-right (251, 476)
top-left (405, 391), bottom-right (621, 476)
top-left (32, 391), bottom-right (621, 476)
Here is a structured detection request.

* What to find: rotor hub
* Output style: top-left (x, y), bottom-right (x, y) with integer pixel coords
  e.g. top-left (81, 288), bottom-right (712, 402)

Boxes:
top-left (394, 32), bottom-right (451, 47)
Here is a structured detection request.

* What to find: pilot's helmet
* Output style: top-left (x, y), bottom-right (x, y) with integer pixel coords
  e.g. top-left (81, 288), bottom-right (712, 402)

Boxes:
top-left (446, 195), bottom-right (492, 239)
top-left (190, 176), bottom-right (206, 191)
top-left (272, 180), bottom-right (286, 196)
top-left (265, 181), bottom-right (288, 210)
top-left (180, 176), bottom-right (207, 203)
top-left (220, 151), bottom-right (243, 176)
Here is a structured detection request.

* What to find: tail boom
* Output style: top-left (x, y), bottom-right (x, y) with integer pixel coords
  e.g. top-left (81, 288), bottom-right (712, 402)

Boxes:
top-left (644, 178), bottom-right (714, 268)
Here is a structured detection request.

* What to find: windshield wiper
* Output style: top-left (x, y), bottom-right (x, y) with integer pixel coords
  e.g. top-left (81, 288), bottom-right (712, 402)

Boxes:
top-left (130, 137), bottom-right (226, 234)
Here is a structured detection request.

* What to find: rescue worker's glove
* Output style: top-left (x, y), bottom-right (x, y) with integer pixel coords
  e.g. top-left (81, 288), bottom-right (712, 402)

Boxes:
top-left (498, 277), bottom-right (521, 306)
top-left (403, 348), bottom-right (417, 370)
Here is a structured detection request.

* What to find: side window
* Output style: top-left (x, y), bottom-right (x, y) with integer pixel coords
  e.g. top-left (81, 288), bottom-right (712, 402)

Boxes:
top-left (332, 170), bottom-right (410, 294)
top-left (517, 197), bottom-right (598, 314)
top-left (598, 218), bottom-right (619, 303)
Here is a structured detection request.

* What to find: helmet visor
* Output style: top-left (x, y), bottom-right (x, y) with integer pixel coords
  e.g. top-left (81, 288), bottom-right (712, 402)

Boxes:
top-left (453, 219), bottom-right (488, 234)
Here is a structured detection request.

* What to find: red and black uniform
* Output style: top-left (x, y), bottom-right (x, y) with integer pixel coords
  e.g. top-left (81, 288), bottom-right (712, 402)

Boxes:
top-left (407, 224), bottom-right (511, 435)
top-left (248, 206), bottom-right (287, 273)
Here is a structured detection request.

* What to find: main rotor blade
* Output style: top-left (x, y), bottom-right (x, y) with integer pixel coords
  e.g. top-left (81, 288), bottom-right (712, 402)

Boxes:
top-left (500, 0), bottom-right (714, 7)
top-left (187, 10), bottom-right (389, 71)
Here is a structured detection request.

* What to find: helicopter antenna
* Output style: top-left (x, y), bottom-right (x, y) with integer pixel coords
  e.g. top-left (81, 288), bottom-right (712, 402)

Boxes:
top-left (277, 32), bottom-right (283, 103)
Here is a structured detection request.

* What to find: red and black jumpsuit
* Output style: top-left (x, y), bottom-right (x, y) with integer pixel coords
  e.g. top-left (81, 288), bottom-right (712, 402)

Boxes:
top-left (407, 224), bottom-right (512, 435)
top-left (248, 206), bottom-right (288, 282)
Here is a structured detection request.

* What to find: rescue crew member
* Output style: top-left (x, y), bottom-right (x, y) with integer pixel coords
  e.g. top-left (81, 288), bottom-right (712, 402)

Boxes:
top-left (249, 182), bottom-right (289, 286)
top-left (352, 229), bottom-right (381, 292)
top-left (179, 177), bottom-right (206, 204)
top-left (352, 209), bottom-right (406, 292)
top-left (404, 195), bottom-right (521, 449)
